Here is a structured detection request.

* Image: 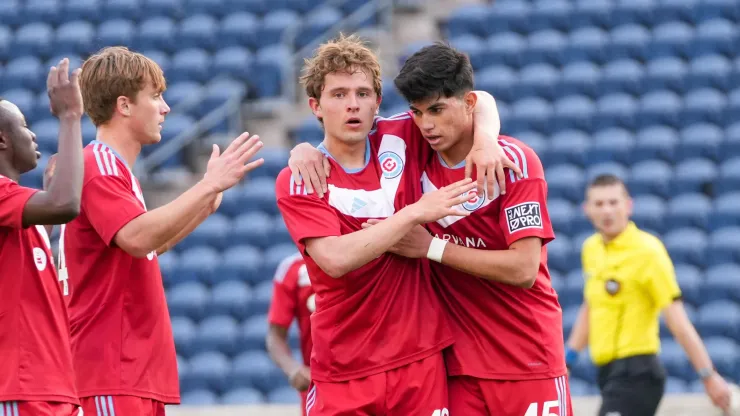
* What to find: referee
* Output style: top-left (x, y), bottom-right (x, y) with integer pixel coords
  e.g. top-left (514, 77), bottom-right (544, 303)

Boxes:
top-left (565, 174), bottom-right (731, 415)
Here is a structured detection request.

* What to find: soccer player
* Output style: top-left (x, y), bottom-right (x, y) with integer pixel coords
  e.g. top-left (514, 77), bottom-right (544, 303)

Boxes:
top-left (295, 43), bottom-right (572, 416)
top-left (266, 252), bottom-right (314, 415)
top-left (276, 35), bottom-right (512, 416)
top-left (0, 59), bottom-right (84, 415)
top-left (59, 47), bottom-right (265, 416)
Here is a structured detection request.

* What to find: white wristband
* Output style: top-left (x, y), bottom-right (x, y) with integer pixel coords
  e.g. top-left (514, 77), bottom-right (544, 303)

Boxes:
top-left (426, 237), bottom-right (448, 263)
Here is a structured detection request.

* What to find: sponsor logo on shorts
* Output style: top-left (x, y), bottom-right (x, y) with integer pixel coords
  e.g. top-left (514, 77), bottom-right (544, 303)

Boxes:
top-left (505, 202), bottom-right (543, 233)
top-left (379, 151), bottom-right (404, 179)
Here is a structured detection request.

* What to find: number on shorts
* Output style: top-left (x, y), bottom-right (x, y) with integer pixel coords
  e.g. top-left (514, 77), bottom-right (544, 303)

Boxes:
top-left (523, 401), bottom-right (559, 416)
top-left (431, 409), bottom-right (449, 416)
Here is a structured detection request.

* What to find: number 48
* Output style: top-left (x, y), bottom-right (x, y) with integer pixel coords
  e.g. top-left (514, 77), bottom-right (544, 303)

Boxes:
top-left (524, 400), bottom-right (560, 416)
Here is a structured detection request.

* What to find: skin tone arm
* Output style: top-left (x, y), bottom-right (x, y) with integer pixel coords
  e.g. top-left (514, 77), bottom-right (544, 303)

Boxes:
top-left (23, 59), bottom-right (84, 227)
top-left (304, 179), bottom-right (477, 278)
top-left (155, 192), bottom-right (222, 255)
top-left (266, 325), bottom-right (311, 392)
top-left (114, 134), bottom-right (264, 258)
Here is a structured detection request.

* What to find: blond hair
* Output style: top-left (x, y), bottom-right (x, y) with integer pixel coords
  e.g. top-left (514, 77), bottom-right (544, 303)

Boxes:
top-left (80, 46), bottom-right (167, 126)
top-left (300, 33), bottom-right (382, 101)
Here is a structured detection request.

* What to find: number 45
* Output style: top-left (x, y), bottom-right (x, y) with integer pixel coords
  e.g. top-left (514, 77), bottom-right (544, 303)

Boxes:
top-left (524, 401), bottom-right (560, 416)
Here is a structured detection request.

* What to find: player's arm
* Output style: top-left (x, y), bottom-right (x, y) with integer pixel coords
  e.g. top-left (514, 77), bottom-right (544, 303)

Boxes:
top-left (22, 59), bottom-right (84, 227)
top-left (564, 303), bottom-right (589, 370)
top-left (266, 324), bottom-right (311, 391)
top-left (112, 134), bottom-right (263, 258)
top-left (155, 192), bottom-right (222, 255)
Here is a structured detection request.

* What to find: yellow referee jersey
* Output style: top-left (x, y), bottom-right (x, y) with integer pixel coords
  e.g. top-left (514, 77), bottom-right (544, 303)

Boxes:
top-left (581, 222), bottom-right (682, 366)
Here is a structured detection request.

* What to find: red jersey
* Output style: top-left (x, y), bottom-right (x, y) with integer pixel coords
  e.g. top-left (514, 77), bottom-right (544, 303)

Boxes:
top-left (275, 113), bottom-right (452, 382)
top-left (423, 136), bottom-right (567, 381)
top-left (267, 252), bottom-right (314, 367)
top-left (0, 176), bottom-right (78, 404)
top-left (60, 141), bottom-right (179, 403)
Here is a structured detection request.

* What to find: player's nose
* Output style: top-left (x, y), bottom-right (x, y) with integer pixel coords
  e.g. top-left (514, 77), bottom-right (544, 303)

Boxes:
top-left (160, 99), bottom-right (171, 115)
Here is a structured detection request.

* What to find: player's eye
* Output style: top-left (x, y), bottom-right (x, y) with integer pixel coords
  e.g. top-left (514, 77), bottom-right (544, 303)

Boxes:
top-left (334, 92), bottom-right (345, 98)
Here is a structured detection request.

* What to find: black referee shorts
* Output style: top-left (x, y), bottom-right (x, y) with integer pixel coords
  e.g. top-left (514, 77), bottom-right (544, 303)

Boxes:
top-left (596, 354), bottom-right (666, 416)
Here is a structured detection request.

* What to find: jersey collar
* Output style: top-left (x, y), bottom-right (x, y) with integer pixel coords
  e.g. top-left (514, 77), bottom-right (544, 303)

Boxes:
top-left (317, 137), bottom-right (371, 174)
top-left (90, 140), bottom-right (130, 170)
top-left (603, 221), bottom-right (638, 247)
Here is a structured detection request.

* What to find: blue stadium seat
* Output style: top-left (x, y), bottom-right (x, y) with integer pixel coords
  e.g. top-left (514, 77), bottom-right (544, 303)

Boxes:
top-left (31, 118), bottom-right (59, 155)
top-left (258, 10), bottom-right (300, 47)
top-left (103, 0), bottom-right (139, 21)
top-left (548, 130), bottom-right (588, 166)
top-left (666, 193), bottom-right (712, 230)
top-left (515, 64), bottom-right (559, 101)
top-left (295, 6), bottom-right (342, 49)
top-left (54, 21), bottom-right (94, 56)
top-left (249, 280), bottom-right (273, 317)
top-left (214, 245), bottom-right (263, 284)
top-left (644, 57), bottom-right (687, 93)
top-left (683, 88), bottom-right (727, 125)
top-left (572, 0), bottom-right (612, 29)
top-left (710, 193), bottom-right (740, 231)
top-left (242, 177), bottom-right (278, 215)
top-left (707, 227), bottom-right (740, 265)
top-left (559, 61), bottom-right (601, 98)
top-left (484, 33), bottom-right (526, 68)
top-left (571, 347), bottom-right (596, 383)
top-left (169, 48), bottom-right (210, 83)
top-left (686, 54), bottom-right (732, 91)
top-left (530, 0), bottom-right (573, 32)
top-left (694, 0), bottom-right (739, 23)
top-left (166, 82), bottom-right (203, 110)
top-left (673, 264), bottom-right (703, 307)
top-left (140, 49), bottom-right (171, 74)
top-left (564, 27), bottom-right (608, 65)
top-left (229, 350), bottom-right (280, 391)
top-left (546, 164), bottom-right (586, 202)
top-left (160, 113), bottom-right (195, 143)
top-left (723, 123), bottom-right (740, 160)
top-left (601, 59), bottom-right (644, 95)
top-left (660, 340), bottom-right (693, 381)
top-left (267, 386), bottom-right (300, 404)
top-left (650, 21), bottom-right (694, 58)
top-left (222, 387), bottom-right (266, 405)
top-left (210, 280), bottom-right (253, 320)
top-left (477, 65), bottom-right (517, 102)
top-left (167, 281), bottom-right (210, 321)
top-left (546, 235), bottom-right (574, 273)
top-left (717, 157), bottom-right (740, 194)
top-left (553, 95), bottom-right (595, 132)
top-left (144, 0), bottom-right (181, 18)
top-left (24, 0), bottom-right (60, 25)
top-left (175, 246), bottom-right (220, 284)
top-left (179, 14), bottom-right (218, 50)
top-left (486, 1), bottom-right (530, 35)
top-left (273, 215), bottom-right (294, 246)
top-left (253, 46), bottom-right (291, 98)
top-left (594, 93), bottom-right (638, 131)
top-left (81, 117), bottom-right (96, 145)
top-left (96, 19), bottom-right (135, 50)
top-left (562, 306), bottom-right (580, 336)
top-left (446, 5), bottom-right (489, 39)
top-left (198, 79), bottom-right (247, 120)
top-left (171, 316), bottom-right (197, 358)
top-left (64, 0), bottom-right (101, 24)
top-left (449, 35), bottom-right (486, 71)
top-left (192, 315), bottom-right (241, 356)
top-left (136, 17), bottom-right (177, 53)
top-left (631, 194), bottom-right (666, 232)
top-left (182, 213), bottom-right (231, 252)
top-left (663, 227), bottom-right (707, 268)
top-left (633, 125), bottom-right (678, 163)
top-left (665, 377), bottom-right (689, 393)
top-left (610, 0), bottom-right (656, 27)
top-left (12, 23), bottom-right (53, 60)
top-left (185, 351), bottom-right (231, 393)
top-left (638, 90), bottom-right (682, 128)
top-left (523, 30), bottom-right (566, 66)
top-left (223, 0), bottom-right (266, 15)
top-left (629, 160), bottom-right (673, 197)
top-left (609, 24), bottom-right (650, 62)
top-left (691, 19), bottom-right (736, 58)
top-left (509, 97), bottom-right (553, 133)
top-left (657, 0), bottom-right (698, 25)
top-left (263, 244), bottom-right (300, 279)
top-left (241, 314), bottom-right (269, 351)
top-left (0, 2), bottom-right (21, 29)
top-left (672, 158), bottom-right (718, 194)
top-left (704, 264), bottom-right (740, 304)
top-left (677, 123), bottom-right (723, 162)
top-left (3, 89), bottom-right (35, 124)
top-left (380, 80), bottom-right (406, 112)
top-left (229, 211), bottom-right (272, 246)
top-left (180, 389), bottom-right (218, 405)
top-left (587, 128), bottom-right (634, 165)
top-left (220, 12), bottom-right (258, 48)
top-left (158, 250), bottom-right (178, 285)
top-left (586, 162), bottom-right (630, 183)
top-left (702, 337), bottom-right (739, 379)
top-left (549, 199), bottom-right (575, 235)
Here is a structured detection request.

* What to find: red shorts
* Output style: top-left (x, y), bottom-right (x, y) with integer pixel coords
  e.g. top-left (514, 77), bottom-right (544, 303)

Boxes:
top-left (300, 390), bottom-right (308, 416)
top-left (306, 352), bottom-right (448, 416)
top-left (449, 375), bottom-right (573, 416)
top-left (0, 401), bottom-right (79, 416)
top-left (79, 396), bottom-right (165, 416)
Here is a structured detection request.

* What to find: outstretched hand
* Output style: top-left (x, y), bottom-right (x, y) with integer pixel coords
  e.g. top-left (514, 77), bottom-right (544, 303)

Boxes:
top-left (202, 132), bottom-right (265, 193)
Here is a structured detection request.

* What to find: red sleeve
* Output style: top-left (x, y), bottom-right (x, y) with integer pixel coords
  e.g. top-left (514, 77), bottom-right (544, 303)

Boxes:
top-left (82, 175), bottom-right (146, 246)
top-left (0, 176), bottom-right (38, 229)
top-left (496, 138), bottom-right (555, 246)
top-left (275, 168), bottom-right (341, 254)
top-left (267, 260), bottom-right (301, 328)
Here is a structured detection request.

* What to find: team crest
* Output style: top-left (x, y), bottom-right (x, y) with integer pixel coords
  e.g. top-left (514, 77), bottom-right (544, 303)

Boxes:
top-left (378, 151), bottom-right (404, 179)
top-left (462, 189), bottom-right (486, 212)
top-left (605, 278), bottom-right (621, 296)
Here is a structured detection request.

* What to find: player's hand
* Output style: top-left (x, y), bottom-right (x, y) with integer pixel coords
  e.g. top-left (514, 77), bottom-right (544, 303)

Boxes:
top-left (288, 142), bottom-right (331, 198)
top-left (704, 372), bottom-right (732, 413)
top-left (47, 58), bottom-right (83, 120)
top-left (43, 153), bottom-right (57, 190)
top-left (289, 365), bottom-right (311, 392)
top-left (465, 131), bottom-right (522, 199)
top-left (408, 178), bottom-right (477, 223)
top-left (362, 220), bottom-right (432, 258)
top-left (202, 133), bottom-right (265, 192)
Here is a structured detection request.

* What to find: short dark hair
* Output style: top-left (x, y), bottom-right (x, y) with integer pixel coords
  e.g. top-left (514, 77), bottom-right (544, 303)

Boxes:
top-left (393, 42), bottom-right (474, 103)
top-left (588, 174), bottom-right (630, 195)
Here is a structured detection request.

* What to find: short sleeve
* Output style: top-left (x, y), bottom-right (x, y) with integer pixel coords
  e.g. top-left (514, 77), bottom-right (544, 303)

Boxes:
top-left (498, 178), bottom-right (555, 246)
top-left (82, 175), bottom-right (146, 246)
top-left (0, 176), bottom-right (38, 229)
top-left (268, 265), bottom-right (299, 328)
top-left (643, 246), bottom-right (682, 310)
top-left (372, 113), bottom-right (433, 164)
top-left (275, 169), bottom-right (341, 254)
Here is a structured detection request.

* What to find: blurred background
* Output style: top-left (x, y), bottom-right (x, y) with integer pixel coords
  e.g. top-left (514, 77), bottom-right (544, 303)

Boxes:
top-left (9, 0), bottom-right (740, 412)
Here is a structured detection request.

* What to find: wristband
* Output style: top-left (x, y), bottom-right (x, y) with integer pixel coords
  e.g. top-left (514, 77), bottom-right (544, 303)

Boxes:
top-left (565, 347), bottom-right (579, 368)
top-left (426, 237), bottom-right (448, 263)
top-left (697, 367), bottom-right (715, 380)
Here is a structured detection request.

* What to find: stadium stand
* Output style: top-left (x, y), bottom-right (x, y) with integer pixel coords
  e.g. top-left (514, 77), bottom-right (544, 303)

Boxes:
top-left (11, 0), bottom-right (738, 411)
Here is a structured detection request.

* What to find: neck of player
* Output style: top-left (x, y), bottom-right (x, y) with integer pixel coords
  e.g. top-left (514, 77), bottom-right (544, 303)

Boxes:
top-left (0, 162), bottom-right (20, 182)
top-left (322, 135), bottom-right (366, 170)
top-left (438, 129), bottom-right (474, 169)
top-left (95, 125), bottom-right (142, 168)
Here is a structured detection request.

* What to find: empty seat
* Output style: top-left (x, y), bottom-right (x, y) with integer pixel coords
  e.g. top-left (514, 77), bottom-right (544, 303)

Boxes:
top-left (694, 0), bottom-right (738, 22)
top-left (611, 0), bottom-right (656, 27)
top-left (704, 264), bottom-right (740, 303)
top-left (633, 125), bottom-right (678, 163)
top-left (0, 2), bottom-right (21, 29)
top-left (3, 89), bottom-right (35, 124)
top-left (136, 17), bottom-right (176, 53)
top-left (184, 352), bottom-right (231, 393)
top-left (54, 21), bottom-right (94, 56)
top-left (144, 0), bottom-right (181, 18)
top-left (198, 79), bottom-right (247, 119)
top-left (559, 61), bottom-right (601, 98)
top-left (707, 227), bottom-right (740, 265)
top-left (450, 35), bottom-right (486, 71)
top-left (97, 19), bottom-right (136, 49)
top-left (169, 49), bottom-right (210, 83)
top-left (252, 46), bottom-right (291, 98)
top-left (657, 0), bottom-right (699, 24)
top-left (530, 0), bottom-right (573, 32)
top-left (222, 387), bottom-right (265, 405)
top-left (103, 0), bottom-right (139, 21)
top-left (548, 130), bottom-right (589, 166)
top-left (249, 280), bottom-right (274, 317)
top-left (565, 27), bottom-right (609, 65)
top-left (160, 113), bottom-right (195, 144)
top-left (515, 64), bottom-right (559, 101)
top-left (586, 162), bottom-right (629, 183)
top-left (12, 23), bottom-right (53, 59)
top-left (572, 0), bottom-right (612, 29)
top-left (180, 389), bottom-right (218, 405)
top-left (650, 21), bottom-right (694, 58)
top-left (717, 158), bottom-right (740, 194)
top-left (509, 97), bottom-right (553, 133)
top-left (210, 280), bottom-right (253, 320)
top-left (549, 199), bottom-right (575, 235)
top-left (610, 24), bottom-right (650, 61)
top-left (594, 93), bottom-right (638, 131)
top-left (486, 1), bottom-right (530, 35)
top-left (587, 128), bottom-right (634, 165)
top-left (663, 228), bottom-right (707, 268)
top-left (666, 193), bottom-right (712, 229)
top-left (673, 264), bottom-right (703, 306)
top-left (242, 177), bottom-right (278, 215)
top-left (296, 7), bottom-right (342, 49)
top-left (660, 340), bottom-right (693, 381)
top-left (24, 0), bottom-right (60, 25)
top-left (682, 89), bottom-right (727, 125)
top-left (477, 65), bottom-right (517, 103)
top-left (229, 350), bottom-right (282, 392)
top-left (63, 0), bottom-right (101, 23)
top-left (446, 5), bottom-right (489, 39)
top-left (553, 95), bottom-right (595, 132)
top-left (686, 54), bottom-right (732, 91)
top-left (263, 244), bottom-right (300, 280)
top-left (214, 245), bottom-right (263, 284)
top-left (220, 12), bottom-right (258, 48)
top-left (181, 213), bottom-right (231, 251)
top-left (672, 158), bottom-right (717, 194)
top-left (698, 301), bottom-right (740, 341)
top-left (546, 164), bottom-right (586, 202)
top-left (638, 90), bottom-right (682, 128)
top-left (176, 246), bottom-right (220, 284)
top-left (644, 57), bottom-right (687, 93)
top-left (171, 316), bottom-right (197, 358)
top-left (702, 337), bottom-right (739, 379)
top-left (272, 215), bottom-right (294, 246)
top-left (258, 10), bottom-right (300, 47)
top-left (230, 211), bottom-right (272, 246)
top-left (30, 118), bottom-right (59, 154)
top-left (179, 14), bottom-right (218, 50)
top-left (167, 281), bottom-right (209, 321)
top-left (268, 386), bottom-right (300, 404)
top-left (192, 315), bottom-right (241, 356)
top-left (602, 59), bottom-right (645, 96)
top-left (523, 30), bottom-right (567, 66)
top-left (631, 195), bottom-right (666, 232)
top-left (677, 123), bottom-right (723, 162)
top-left (484, 33), bottom-right (526, 68)
top-left (546, 235), bottom-right (574, 273)
top-left (165, 82), bottom-right (203, 110)
top-left (628, 160), bottom-right (672, 198)
top-left (223, 0), bottom-right (266, 15)
top-left (710, 193), bottom-right (740, 231)
top-left (241, 315), bottom-right (270, 351)
top-left (691, 19), bottom-right (736, 58)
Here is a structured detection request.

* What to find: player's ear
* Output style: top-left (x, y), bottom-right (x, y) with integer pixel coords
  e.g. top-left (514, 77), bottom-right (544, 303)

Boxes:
top-left (0, 130), bottom-right (8, 150)
top-left (464, 91), bottom-right (477, 114)
top-left (116, 96), bottom-right (132, 117)
top-left (309, 97), bottom-right (322, 119)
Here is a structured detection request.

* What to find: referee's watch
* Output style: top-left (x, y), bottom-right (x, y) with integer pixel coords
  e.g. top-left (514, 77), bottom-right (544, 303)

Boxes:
top-left (697, 367), bottom-right (715, 380)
